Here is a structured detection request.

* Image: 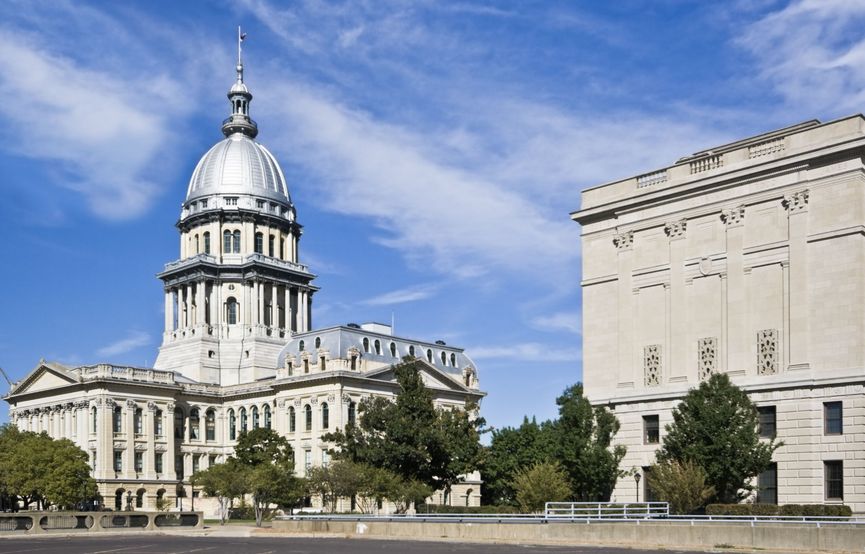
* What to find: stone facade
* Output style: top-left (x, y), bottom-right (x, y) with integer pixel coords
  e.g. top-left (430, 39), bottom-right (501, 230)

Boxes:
top-left (573, 117), bottom-right (865, 512)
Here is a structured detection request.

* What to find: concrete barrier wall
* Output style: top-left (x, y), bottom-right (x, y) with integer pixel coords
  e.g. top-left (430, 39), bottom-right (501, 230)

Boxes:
top-left (273, 519), bottom-right (865, 553)
top-left (0, 511), bottom-right (204, 534)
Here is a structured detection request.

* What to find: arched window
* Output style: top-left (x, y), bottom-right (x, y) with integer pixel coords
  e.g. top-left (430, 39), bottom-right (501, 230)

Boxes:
top-left (240, 408), bottom-right (248, 433)
top-left (298, 340), bottom-right (305, 352)
top-left (268, 235), bottom-right (275, 257)
top-left (465, 373), bottom-right (471, 387)
top-left (363, 337), bottom-right (370, 353)
top-left (350, 353), bottom-right (357, 370)
top-left (289, 406), bottom-right (296, 432)
top-left (374, 340), bottom-right (381, 355)
top-left (91, 406), bottom-right (97, 433)
top-left (226, 297), bottom-right (238, 325)
top-left (203, 232), bottom-right (211, 254)
top-left (223, 230), bottom-right (232, 253)
top-left (205, 409), bottom-right (216, 441)
top-left (232, 230), bottom-right (241, 253)
top-left (254, 232), bottom-right (263, 254)
top-left (115, 489), bottom-right (125, 511)
top-left (174, 407), bottom-right (185, 439)
top-left (409, 345), bottom-right (415, 357)
top-left (441, 351), bottom-right (447, 366)
top-left (134, 408), bottom-right (143, 435)
top-left (348, 401), bottom-right (356, 426)
top-left (264, 405), bottom-right (272, 429)
top-left (314, 336), bottom-right (321, 349)
top-left (113, 406), bottom-right (122, 434)
top-left (252, 406), bottom-right (260, 429)
top-left (390, 342), bottom-right (397, 357)
top-left (136, 488), bottom-right (145, 509)
top-left (155, 409), bottom-right (163, 437)
top-left (228, 409), bottom-right (236, 440)
top-left (189, 408), bottom-right (200, 440)
top-left (304, 404), bottom-right (312, 431)
top-left (427, 349), bottom-right (433, 363)
top-left (321, 403), bottom-right (329, 429)
top-left (450, 353), bottom-right (456, 367)
top-left (194, 234), bottom-right (200, 254)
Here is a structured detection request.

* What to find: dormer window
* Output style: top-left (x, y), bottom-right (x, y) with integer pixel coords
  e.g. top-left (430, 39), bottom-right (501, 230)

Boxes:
top-left (427, 349), bottom-right (433, 363)
top-left (314, 337), bottom-right (321, 349)
top-left (390, 342), bottom-right (397, 358)
top-left (363, 337), bottom-right (370, 353)
top-left (441, 351), bottom-right (447, 366)
top-left (374, 340), bottom-right (381, 355)
top-left (298, 340), bottom-right (305, 352)
top-left (450, 353), bottom-right (456, 366)
top-left (409, 345), bottom-right (415, 357)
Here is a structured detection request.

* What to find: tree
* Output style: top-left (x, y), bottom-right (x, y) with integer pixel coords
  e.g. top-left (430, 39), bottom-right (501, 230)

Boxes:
top-left (552, 384), bottom-right (627, 501)
top-left (657, 373), bottom-right (781, 503)
top-left (307, 460), bottom-right (369, 513)
top-left (513, 462), bottom-right (571, 513)
top-left (482, 417), bottom-right (557, 505)
top-left (231, 427), bottom-right (300, 526)
top-left (325, 360), bottom-right (484, 498)
top-left (646, 460), bottom-right (715, 514)
top-left (190, 460), bottom-right (248, 524)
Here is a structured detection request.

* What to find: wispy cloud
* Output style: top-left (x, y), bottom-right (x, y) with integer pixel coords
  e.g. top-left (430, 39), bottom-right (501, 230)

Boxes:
top-left (96, 331), bottom-right (150, 358)
top-left (737, 0), bottom-right (865, 115)
top-left (470, 342), bottom-right (581, 362)
top-left (361, 283), bottom-right (441, 306)
top-left (530, 312), bottom-right (582, 335)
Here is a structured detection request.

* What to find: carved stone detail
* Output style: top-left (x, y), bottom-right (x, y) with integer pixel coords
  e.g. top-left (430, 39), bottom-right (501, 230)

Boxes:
top-left (327, 395), bottom-right (335, 403)
top-left (782, 189), bottom-right (809, 214)
top-left (147, 401), bottom-right (159, 412)
top-left (342, 395), bottom-right (352, 404)
top-left (311, 398), bottom-right (318, 405)
top-left (135, 443), bottom-right (148, 452)
top-left (613, 230), bottom-right (634, 250)
top-left (113, 442), bottom-right (127, 450)
top-left (698, 337), bottom-right (717, 381)
top-left (166, 403), bottom-right (176, 412)
top-left (721, 205), bottom-right (745, 226)
top-left (664, 220), bottom-right (687, 239)
top-left (757, 329), bottom-right (778, 375)
top-left (126, 399), bottom-right (137, 409)
top-left (293, 399), bottom-right (302, 407)
top-left (644, 345), bottom-right (661, 387)
top-left (155, 444), bottom-right (167, 453)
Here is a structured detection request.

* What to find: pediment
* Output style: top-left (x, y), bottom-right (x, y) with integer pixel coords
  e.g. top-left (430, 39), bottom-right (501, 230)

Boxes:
top-left (9, 361), bottom-right (79, 396)
top-left (364, 360), bottom-right (469, 393)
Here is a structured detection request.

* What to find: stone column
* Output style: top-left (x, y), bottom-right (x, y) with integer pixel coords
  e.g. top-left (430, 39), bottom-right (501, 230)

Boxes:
top-left (665, 220), bottom-right (688, 382)
top-left (722, 205), bottom-right (747, 374)
top-left (164, 289), bottom-right (174, 333)
top-left (284, 286), bottom-right (291, 331)
top-left (250, 280), bottom-right (258, 326)
top-left (97, 398), bottom-right (115, 481)
top-left (197, 282), bottom-right (206, 328)
top-left (258, 282), bottom-right (265, 327)
top-left (165, 403), bottom-right (177, 481)
top-left (126, 400), bottom-right (136, 478)
top-left (270, 284), bottom-right (276, 329)
top-left (783, 190), bottom-right (810, 370)
top-left (145, 402), bottom-right (157, 480)
top-left (613, 230), bottom-right (635, 387)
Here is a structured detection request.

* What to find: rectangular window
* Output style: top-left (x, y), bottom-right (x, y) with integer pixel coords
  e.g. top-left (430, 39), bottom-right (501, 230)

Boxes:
top-left (134, 452), bottom-right (143, 473)
top-left (155, 453), bottom-right (163, 474)
top-left (757, 463), bottom-right (777, 504)
top-left (175, 455), bottom-right (184, 480)
top-left (322, 450), bottom-right (330, 468)
top-left (757, 406), bottom-right (776, 438)
top-left (208, 455), bottom-right (217, 467)
top-left (192, 454), bottom-right (200, 474)
top-left (825, 460), bottom-right (844, 500)
top-left (113, 451), bottom-right (123, 472)
top-left (91, 450), bottom-right (97, 471)
top-left (642, 466), bottom-right (659, 502)
top-left (225, 197), bottom-right (238, 206)
top-left (134, 409), bottom-right (143, 435)
top-left (155, 411), bottom-right (163, 437)
top-left (304, 449), bottom-right (312, 475)
top-left (268, 235), bottom-right (275, 257)
top-left (643, 415), bottom-right (659, 444)
top-left (256, 199), bottom-right (265, 209)
top-left (254, 233), bottom-right (263, 254)
top-left (113, 408), bottom-right (122, 434)
top-left (824, 401), bottom-right (843, 435)
top-left (200, 199), bottom-right (208, 208)
top-left (204, 233), bottom-right (211, 254)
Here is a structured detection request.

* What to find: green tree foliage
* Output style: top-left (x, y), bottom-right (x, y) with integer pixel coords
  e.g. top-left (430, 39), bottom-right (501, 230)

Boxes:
top-left (646, 460), bottom-right (715, 514)
top-left (513, 462), bottom-right (571, 513)
top-left (482, 417), bottom-right (557, 505)
top-left (324, 360), bottom-right (484, 499)
top-left (307, 460), bottom-right (369, 513)
top-left (0, 425), bottom-right (96, 510)
top-left (657, 373), bottom-right (781, 503)
top-left (233, 427), bottom-right (294, 468)
top-left (552, 384), bottom-right (627, 501)
top-left (190, 459), bottom-right (248, 524)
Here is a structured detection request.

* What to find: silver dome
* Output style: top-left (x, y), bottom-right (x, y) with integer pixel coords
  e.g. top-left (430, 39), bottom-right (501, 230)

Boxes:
top-left (185, 133), bottom-right (290, 204)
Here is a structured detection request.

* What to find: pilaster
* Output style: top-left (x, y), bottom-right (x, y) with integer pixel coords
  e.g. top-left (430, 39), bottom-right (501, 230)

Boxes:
top-left (665, 220), bottom-right (688, 383)
top-left (783, 190), bottom-right (810, 370)
top-left (721, 205), bottom-right (747, 374)
top-left (613, 230), bottom-right (635, 388)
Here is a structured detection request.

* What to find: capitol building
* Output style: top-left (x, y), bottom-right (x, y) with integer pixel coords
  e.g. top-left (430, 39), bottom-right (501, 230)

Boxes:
top-left (3, 49), bottom-right (484, 513)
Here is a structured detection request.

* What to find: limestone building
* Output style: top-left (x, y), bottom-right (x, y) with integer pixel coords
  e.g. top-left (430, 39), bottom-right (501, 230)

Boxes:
top-left (3, 46), bottom-right (483, 513)
top-left (573, 117), bottom-right (865, 512)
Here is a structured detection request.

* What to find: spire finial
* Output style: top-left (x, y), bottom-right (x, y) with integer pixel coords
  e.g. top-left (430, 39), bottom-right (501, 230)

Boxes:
top-left (236, 26), bottom-right (247, 84)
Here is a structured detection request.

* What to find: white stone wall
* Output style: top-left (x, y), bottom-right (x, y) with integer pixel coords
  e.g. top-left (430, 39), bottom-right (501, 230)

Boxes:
top-left (575, 116), bottom-right (865, 512)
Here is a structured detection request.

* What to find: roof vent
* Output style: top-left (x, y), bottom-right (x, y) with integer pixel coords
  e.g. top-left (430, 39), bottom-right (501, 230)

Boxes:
top-left (347, 323), bottom-right (361, 329)
top-left (435, 340), bottom-right (446, 345)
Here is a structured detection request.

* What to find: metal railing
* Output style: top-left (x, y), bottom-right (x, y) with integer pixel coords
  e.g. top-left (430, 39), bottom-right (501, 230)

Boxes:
top-left (545, 502), bottom-right (669, 519)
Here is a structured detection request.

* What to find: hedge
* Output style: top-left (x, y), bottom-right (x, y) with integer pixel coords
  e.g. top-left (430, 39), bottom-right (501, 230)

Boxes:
top-left (418, 504), bottom-right (520, 514)
top-left (706, 504), bottom-right (852, 518)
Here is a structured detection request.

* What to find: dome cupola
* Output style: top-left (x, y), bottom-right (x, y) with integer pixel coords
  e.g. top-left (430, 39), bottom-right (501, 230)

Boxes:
top-left (222, 26), bottom-right (258, 139)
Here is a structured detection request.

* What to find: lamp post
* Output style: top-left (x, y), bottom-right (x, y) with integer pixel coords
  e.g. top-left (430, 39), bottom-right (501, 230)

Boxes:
top-left (634, 471), bottom-right (642, 503)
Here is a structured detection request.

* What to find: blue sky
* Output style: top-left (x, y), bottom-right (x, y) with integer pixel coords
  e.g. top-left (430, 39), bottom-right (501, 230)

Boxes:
top-left (2, 0), bottom-right (865, 430)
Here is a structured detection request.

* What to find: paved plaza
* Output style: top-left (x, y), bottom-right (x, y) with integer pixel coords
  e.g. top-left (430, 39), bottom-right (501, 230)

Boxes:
top-left (0, 536), bottom-right (717, 554)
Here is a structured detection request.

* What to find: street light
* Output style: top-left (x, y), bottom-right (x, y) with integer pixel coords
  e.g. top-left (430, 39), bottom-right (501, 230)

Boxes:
top-left (634, 471), bottom-right (642, 503)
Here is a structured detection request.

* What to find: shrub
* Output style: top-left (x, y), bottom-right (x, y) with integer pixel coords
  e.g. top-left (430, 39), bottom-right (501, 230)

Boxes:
top-left (706, 503), bottom-right (751, 516)
top-left (646, 460), bottom-right (715, 514)
top-left (748, 503), bottom-right (780, 516)
top-left (513, 462), bottom-right (571, 513)
top-left (419, 504), bottom-right (520, 514)
top-left (707, 503), bottom-right (852, 518)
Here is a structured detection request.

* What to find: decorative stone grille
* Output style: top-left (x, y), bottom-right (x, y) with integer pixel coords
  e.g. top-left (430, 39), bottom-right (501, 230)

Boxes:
top-left (757, 329), bottom-right (778, 375)
top-left (698, 337), bottom-right (716, 381)
top-left (644, 345), bottom-right (661, 386)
